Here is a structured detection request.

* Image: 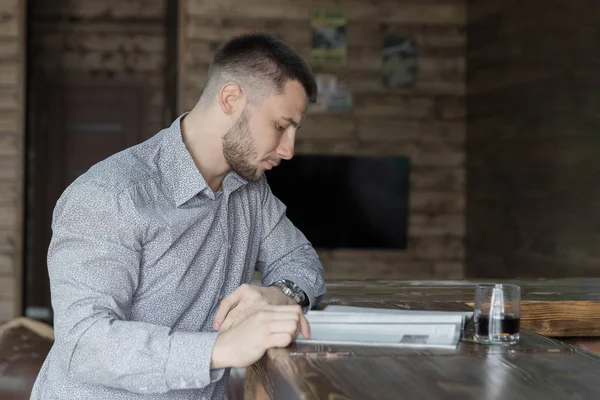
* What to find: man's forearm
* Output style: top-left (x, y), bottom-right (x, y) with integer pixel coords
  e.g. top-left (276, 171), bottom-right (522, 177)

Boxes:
top-left (257, 178), bottom-right (327, 311)
top-left (59, 315), bottom-right (224, 394)
top-left (260, 244), bottom-right (326, 310)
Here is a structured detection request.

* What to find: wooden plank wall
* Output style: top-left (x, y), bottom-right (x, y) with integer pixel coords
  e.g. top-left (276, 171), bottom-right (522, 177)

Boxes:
top-left (0, 0), bottom-right (168, 321)
top-left (29, 0), bottom-right (169, 137)
top-left (467, 0), bottom-right (600, 278)
top-left (0, 0), bottom-right (25, 321)
top-left (181, 0), bottom-right (467, 280)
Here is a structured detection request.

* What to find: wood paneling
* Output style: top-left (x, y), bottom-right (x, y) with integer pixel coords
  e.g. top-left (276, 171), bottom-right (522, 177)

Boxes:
top-left (29, 0), bottom-right (168, 137)
top-left (0, 0), bottom-right (25, 322)
top-left (0, 135), bottom-right (19, 156)
top-left (19, 0), bottom-right (169, 318)
top-left (0, 87), bottom-right (19, 110)
top-left (0, 182), bottom-right (16, 205)
top-left (187, 0), bottom-right (466, 24)
top-left (0, 253), bottom-right (12, 274)
top-left (466, 0), bottom-right (600, 278)
top-left (0, 206), bottom-right (18, 230)
top-left (181, 0), bottom-right (467, 280)
top-left (30, 0), bottom-right (166, 19)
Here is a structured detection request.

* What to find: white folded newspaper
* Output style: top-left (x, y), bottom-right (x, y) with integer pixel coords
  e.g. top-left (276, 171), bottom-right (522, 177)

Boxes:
top-left (296, 305), bottom-right (471, 349)
top-left (323, 305), bottom-right (473, 321)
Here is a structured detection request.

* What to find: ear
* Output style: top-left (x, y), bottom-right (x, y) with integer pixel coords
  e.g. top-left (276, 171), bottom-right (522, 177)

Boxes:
top-left (218, 82), bottom-right (243, 116)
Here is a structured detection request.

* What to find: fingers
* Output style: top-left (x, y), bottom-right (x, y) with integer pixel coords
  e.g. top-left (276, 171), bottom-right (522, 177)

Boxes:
top-left (263, 304), bottom-right (305, 313)
top-left (218, 305), bottom-right (243, 332)
top-left (220, 302), bottom-right (257, 332)
top-left (215, 284), bottom-right (272, 330)
top-left (268, 319), bottom-right (301, 334)
top-left (269, 333), bottom-right (294, 348)
top-left (213, 287), bottom-right (245, 330)
top-left (267, 308), bottom-right (310, 339)
top-left (298, 313), bottom-right (311, 339)
top-left (259, 306), bottom-right (302, 320)
top-left (257, 305), bottom-right (310, 345)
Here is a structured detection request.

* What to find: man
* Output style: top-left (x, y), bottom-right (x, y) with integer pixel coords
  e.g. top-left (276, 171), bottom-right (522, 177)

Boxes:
top-left (31, 33), bottom-right (327, 399)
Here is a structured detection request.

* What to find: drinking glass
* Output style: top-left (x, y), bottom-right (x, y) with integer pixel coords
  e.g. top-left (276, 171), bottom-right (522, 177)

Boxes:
top-left (473, 283), bottom-right (521, 345)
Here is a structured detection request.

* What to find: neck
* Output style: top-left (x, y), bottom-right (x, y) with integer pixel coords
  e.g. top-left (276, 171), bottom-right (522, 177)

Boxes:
top-left (181, 106), bottom-right (230, 192)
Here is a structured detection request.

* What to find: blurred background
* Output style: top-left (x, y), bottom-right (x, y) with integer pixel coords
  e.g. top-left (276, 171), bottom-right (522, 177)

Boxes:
top-left (1, 0), bottom-right (599, 327)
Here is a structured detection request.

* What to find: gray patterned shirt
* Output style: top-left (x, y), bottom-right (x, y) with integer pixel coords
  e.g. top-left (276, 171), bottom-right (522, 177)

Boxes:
top-left (31, 113), bottom-right (327, 399)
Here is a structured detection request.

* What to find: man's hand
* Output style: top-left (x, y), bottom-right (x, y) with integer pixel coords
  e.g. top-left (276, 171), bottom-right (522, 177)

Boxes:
top-left (213, 284), bottom-right (297, 332)
top-left (210, 305), bottom-right (310, 369)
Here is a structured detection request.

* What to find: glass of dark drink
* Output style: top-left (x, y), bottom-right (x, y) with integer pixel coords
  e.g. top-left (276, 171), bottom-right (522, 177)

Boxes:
top-left (474, 283), bottom-right (521, 345)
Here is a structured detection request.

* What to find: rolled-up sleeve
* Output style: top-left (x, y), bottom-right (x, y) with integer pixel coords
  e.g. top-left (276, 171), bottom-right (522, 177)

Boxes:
top-left (48, 183), bottom-right (224, 394)
top-left (255, 177), bottom-right (327, 310)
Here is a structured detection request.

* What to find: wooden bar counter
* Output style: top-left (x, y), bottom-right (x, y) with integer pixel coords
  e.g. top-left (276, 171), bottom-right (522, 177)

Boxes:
top-left (324, 278), bottom-right (600, 337)
top-left (246, 279), bottom-right (600, 399)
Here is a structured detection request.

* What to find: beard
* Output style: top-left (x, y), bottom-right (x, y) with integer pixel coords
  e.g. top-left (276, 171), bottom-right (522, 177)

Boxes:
top-left (222, 107), bottom-right (261, 182)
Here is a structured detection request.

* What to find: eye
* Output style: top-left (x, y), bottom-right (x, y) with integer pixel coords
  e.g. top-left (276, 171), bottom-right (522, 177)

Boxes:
top-left (276, 123), bottom-right (286, 132)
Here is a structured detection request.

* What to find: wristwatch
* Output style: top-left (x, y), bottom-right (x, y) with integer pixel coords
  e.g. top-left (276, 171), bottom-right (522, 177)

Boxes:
top-left (271, 279), bottom-right (309, 308)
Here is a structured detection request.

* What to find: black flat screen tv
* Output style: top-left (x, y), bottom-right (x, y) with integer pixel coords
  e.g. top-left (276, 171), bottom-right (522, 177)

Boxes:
top-left (265, 154), bottom-right (409, 249)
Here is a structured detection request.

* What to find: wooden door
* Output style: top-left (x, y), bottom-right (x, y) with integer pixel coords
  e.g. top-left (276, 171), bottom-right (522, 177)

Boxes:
top-left (26, 80), bottom-right (146, 321)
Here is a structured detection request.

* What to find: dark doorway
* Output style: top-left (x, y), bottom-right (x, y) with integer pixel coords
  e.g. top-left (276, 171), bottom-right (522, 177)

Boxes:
top-left (25, 80), bottom-right (146, 321)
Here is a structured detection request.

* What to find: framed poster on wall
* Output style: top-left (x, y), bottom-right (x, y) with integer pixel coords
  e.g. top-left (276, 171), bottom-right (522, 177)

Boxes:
top-left (311, 11), bottom-right (347, 66)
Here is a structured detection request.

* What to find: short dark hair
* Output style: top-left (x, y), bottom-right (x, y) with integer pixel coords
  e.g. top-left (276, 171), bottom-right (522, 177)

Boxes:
top-left (202, 32), bottom-right (318, 105)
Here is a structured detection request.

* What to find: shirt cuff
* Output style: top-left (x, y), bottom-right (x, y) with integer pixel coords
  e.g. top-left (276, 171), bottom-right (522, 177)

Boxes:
top-left (165, 331), bottom-right (225, 390)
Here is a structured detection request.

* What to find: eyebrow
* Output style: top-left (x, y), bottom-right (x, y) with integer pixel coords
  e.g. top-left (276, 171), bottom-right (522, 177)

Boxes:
top-left (283, 117), bottom-right (300, 129)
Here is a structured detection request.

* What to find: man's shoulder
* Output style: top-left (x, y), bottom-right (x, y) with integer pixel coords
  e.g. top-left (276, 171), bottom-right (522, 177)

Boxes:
top-left (74, 132), bottom-right (164, 195)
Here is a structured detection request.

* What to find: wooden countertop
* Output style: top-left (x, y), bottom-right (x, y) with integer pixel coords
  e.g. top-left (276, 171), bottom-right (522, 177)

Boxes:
top-left (248, 279), bottom-right (600, 399)
top-left (321, 278), bottom-right (600, 337)
top-left (252, 326), bottom-right (600, 399)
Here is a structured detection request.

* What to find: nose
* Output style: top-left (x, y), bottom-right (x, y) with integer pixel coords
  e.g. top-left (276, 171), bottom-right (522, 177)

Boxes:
top-left (276, 130), bottom-right (295, 160)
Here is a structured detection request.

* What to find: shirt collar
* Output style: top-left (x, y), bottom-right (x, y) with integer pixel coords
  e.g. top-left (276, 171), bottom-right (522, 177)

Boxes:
top-left (223, 169), bottom-right (249, 194)
top-left (160, 113), bottom-right (249, 207)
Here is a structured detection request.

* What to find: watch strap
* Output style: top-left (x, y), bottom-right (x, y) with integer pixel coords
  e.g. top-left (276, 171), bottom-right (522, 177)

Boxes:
top-left (271, 279), bottom-right (309, 308)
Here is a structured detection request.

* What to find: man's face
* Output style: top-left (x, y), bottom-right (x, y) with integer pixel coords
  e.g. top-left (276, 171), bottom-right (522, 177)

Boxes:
top-left (223, 80), bottom-right (308, 181)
